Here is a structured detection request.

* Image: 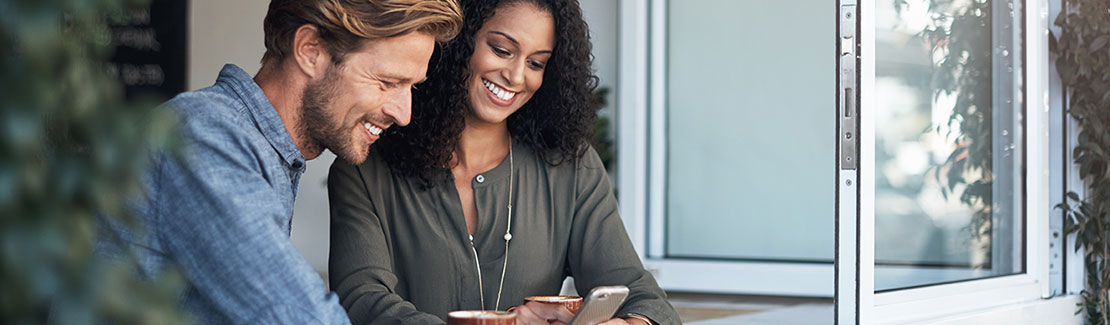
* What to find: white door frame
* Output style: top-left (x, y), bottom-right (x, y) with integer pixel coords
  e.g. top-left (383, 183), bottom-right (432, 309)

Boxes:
top-left (848, 0), bottom-right (1058, 322)
top-left (617, 0), bottom-right (1075, 322)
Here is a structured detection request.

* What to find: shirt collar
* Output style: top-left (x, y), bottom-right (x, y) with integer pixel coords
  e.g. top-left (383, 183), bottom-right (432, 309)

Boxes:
top-left (216, 64), bottom-right (306, 169)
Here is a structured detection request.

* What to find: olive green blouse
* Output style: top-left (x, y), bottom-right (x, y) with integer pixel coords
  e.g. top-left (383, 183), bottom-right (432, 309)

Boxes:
top-left (327, 142), bottom-right (678, 324)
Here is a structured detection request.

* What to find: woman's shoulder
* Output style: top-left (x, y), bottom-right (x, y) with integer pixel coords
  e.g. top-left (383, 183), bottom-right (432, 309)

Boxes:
top-left (525, 144), bottom-right (607, 180)
top-left (576, 145), bottom-right (605, 170)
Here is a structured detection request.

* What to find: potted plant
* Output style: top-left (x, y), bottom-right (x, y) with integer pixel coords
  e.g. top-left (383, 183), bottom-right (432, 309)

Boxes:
top-left (1053, 0), bottom-right (1110, 323)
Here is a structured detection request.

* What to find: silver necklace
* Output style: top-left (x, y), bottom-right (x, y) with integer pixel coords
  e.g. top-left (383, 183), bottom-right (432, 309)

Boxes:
top-left (468, 141), bottom-right (514, 311)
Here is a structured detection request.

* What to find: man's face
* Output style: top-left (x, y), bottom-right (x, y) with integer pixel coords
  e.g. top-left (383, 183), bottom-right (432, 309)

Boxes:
top-left (300, 31), bottom-right (435, 164)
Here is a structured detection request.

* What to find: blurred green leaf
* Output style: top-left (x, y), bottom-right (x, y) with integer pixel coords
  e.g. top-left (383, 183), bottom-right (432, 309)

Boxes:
top-left (1, 0), bottom-right (186, 323)
top-left (1092, 36), bottom-right (1108, 53)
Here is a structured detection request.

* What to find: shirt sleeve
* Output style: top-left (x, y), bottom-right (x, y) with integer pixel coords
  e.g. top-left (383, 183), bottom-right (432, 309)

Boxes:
top-left (154, 112), bottom-right (350, 324)
top-left (566, 147), bottom-right (681, 325)
top-left (327, 160), bottom-right (445, 325)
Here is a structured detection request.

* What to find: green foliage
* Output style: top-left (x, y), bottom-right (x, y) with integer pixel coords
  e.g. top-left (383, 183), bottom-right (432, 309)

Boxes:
top-left (916, 0), bottom-right (996, 262)
top-left (590, 87), bottom-right (614, 171)
top-left (0, 0), bottom-right (186, 323)
top-left (1053, 0), bottom-right (1110, 323)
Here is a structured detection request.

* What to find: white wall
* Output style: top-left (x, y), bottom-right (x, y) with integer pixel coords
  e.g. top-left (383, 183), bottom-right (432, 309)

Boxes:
top-left (189, 0), bottom-right (620, 275)
top-left (188, 1), bottom-right (268, 91)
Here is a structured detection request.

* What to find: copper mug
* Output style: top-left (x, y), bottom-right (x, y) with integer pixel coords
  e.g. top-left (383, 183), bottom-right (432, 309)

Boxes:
top-left (524, 295), bottom-right (583, 314)
top-left (447, 310), bottom-right (516, 325)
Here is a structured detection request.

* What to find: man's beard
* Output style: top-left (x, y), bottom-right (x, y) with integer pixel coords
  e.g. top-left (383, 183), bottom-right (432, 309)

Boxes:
top-left (299, 66), bottom-right (370, 165)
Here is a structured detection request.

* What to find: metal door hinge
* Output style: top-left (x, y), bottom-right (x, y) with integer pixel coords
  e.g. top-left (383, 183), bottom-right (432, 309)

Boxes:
top-left (839, 3), bottom-right (858, 171)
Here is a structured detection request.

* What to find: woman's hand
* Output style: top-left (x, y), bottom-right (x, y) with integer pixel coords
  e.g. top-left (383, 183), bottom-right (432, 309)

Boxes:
top-left (510, 301), bottom-right (576, 325)
top-left (596, 317), bottom-right (649, 325)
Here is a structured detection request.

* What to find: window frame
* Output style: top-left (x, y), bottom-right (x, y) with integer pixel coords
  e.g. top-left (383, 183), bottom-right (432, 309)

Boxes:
top-left (851, 0), bottom-right (1060, 321)
top-left (616, 0), bottom-right (1076, 322)
top-left (618, 0), bottom-right (839, 297)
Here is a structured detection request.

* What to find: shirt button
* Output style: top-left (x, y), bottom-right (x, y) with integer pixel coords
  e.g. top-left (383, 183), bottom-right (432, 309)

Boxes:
top-left (476, 175), bottom-right (485, 183)
top-left (292, 161), bottom-right (304, 169)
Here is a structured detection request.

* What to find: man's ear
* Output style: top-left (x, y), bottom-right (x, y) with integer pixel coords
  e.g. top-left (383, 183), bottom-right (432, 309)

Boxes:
top-left (291, 24), bottom-right (330, 79)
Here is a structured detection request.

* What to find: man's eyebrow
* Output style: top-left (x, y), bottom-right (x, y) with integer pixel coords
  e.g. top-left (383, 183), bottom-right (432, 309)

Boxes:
top-left (377, 72), bottom-right (422, 84)
top-left (397, 76), bottom-right (427, 84)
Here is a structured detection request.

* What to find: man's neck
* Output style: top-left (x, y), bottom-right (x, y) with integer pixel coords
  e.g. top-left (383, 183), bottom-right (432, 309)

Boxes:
top-left (254, 62), bottom-right (321, 160)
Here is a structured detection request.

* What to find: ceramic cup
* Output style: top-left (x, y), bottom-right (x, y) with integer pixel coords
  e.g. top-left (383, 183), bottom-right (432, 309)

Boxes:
top-left (447, 310), bottom-right (516, 325)
top-left (524, 295), bottom-right (583, 314)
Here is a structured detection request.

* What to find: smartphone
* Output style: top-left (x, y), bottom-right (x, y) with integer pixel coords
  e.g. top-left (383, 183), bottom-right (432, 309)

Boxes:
top-left (568, 285), bottom-right (630, 325)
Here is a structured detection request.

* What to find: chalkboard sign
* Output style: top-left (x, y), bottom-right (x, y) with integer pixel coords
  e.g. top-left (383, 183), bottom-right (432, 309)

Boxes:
top-left (107, 0), bottom-right (188, 101)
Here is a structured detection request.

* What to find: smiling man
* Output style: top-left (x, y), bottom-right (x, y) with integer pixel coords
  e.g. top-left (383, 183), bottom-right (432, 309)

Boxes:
top-left (96, 0), bottom-right (461, 323)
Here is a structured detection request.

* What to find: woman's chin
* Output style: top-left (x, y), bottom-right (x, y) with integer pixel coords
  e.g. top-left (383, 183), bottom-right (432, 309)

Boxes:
top-left (468, 107), bottom-right (516, 126)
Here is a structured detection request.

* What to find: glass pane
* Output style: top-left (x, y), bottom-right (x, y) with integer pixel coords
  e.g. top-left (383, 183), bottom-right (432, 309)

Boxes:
top-left (665, 0), bottom-right (834, 261)
top-left (874, 0), bottom-right (1024, 290)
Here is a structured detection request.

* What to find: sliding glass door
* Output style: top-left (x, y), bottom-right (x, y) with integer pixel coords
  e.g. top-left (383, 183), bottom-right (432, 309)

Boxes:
top-left (869, 0), bottom-right (1028, 289)
top-left (619, 0), bottom-right (838, 296)
top-left (618, 0), bottom-right (1052, 322)
top-left (837, 0), bottom-right (1052, 322)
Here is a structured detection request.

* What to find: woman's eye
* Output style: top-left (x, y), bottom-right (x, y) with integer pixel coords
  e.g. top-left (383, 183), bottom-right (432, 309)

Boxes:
top-left (491, 46), bottom-right (510, 57)
top-left (528, 60), bottom-right (546, 70)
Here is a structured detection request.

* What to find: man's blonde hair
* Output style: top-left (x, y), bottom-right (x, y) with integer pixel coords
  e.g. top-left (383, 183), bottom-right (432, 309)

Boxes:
top-left (262, 0), bottom-right (462, 64)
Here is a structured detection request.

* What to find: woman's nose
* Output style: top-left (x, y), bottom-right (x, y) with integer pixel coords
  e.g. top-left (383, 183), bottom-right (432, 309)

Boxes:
top-left (502, 59), bottom-right (526, 86)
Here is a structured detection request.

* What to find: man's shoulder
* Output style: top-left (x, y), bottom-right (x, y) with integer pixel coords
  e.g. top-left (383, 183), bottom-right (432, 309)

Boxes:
top-left (161, 85), bottom-right (267, 148)
top-left (163, 86), bottom-right (247, 125)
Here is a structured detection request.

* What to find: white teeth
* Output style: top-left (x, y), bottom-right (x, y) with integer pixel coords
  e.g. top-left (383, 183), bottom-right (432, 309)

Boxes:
top-left (483, 79), bottom-right (516, 101)
top-left (364, 122), bottom-right (382, 135)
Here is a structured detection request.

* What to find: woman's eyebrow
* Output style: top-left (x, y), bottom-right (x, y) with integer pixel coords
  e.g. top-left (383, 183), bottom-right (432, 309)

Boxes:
top-left (490, 30), bottom-right (553, 55)
top-left (490, 31), bottom-right (518, 45)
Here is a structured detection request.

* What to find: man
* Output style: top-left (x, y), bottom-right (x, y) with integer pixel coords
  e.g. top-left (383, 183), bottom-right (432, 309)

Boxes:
top-left (97, 0), bottom-right (461, 323)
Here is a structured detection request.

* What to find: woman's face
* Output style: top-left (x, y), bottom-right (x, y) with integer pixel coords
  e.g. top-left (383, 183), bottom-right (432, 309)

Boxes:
top-left (466, 2), bottom-right (555, 126)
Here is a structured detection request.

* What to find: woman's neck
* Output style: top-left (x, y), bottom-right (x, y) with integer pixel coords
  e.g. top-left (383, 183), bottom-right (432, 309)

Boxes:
top-left (453, 117), bottom-right (511, 173)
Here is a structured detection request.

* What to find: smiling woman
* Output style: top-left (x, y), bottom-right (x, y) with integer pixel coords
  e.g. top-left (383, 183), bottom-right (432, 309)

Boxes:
top-left (327, 0), bottom-right (679, 324)
top-left (375, 0), bottom-right (598, 187)
top-left (465, 5), bottom-right (554, 127)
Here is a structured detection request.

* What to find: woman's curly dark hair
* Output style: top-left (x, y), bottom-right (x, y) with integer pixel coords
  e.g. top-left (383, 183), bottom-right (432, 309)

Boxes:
top-left (376, 0), bottom-right (599, 187)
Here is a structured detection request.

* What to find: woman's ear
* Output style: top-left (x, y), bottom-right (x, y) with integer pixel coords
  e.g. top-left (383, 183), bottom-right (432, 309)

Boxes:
top-left (291, 24), bottom-right (331, 79)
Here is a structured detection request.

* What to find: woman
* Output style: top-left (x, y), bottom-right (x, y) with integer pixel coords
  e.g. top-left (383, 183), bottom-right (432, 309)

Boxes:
top-left (327, 0), bottom-right (678, 324)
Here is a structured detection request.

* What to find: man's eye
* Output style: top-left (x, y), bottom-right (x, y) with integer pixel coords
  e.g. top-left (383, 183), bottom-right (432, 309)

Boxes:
top-left (381, 81), bottom-right (397, 88)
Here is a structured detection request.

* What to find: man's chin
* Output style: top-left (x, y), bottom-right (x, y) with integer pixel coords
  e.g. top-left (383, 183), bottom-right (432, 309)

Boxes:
top-left (334, 146), bottom-right (370, 165)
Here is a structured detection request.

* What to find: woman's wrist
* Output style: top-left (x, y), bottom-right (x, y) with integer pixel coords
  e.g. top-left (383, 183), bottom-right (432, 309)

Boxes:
top-left (619, 313), bottom-right (654, 325)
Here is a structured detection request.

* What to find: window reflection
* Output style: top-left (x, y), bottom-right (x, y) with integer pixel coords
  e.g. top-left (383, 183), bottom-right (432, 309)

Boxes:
top-left (875, 0), bottom-right (1023, 290)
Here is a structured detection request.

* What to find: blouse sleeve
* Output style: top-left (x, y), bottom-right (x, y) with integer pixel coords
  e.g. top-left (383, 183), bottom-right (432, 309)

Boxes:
top-left (327, 160), bottom-right (444, 324)
top-left (565, 147), bottom-right (681, 325)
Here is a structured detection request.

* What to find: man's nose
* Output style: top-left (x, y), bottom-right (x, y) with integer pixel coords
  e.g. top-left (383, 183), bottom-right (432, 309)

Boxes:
top-left (382, 87), bottom-right (412, 126)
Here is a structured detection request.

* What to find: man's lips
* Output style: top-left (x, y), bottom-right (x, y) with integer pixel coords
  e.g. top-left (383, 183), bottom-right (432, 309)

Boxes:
top-left (361, 121), bottom-right (385, 142)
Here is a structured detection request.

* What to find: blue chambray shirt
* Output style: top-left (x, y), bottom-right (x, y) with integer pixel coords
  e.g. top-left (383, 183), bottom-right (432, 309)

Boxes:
top-left (99, 65), bottom-right (350, 324)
